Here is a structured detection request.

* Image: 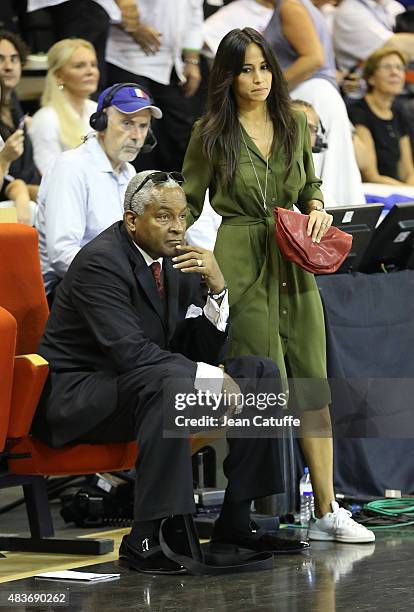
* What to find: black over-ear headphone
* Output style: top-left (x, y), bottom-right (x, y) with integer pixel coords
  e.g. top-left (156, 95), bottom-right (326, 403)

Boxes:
top-left (89, 82), bottom-right (152, 132)
top-left (312, 119), bottom-right (328, 154)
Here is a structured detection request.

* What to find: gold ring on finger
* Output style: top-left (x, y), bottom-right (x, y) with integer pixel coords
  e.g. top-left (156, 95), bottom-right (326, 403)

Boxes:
top-left (197, 259), bottom-right (203, 267)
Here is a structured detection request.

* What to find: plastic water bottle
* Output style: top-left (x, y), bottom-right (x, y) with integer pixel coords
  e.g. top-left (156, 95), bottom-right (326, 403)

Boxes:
top-left (299, 467), bottom-right (314, 526)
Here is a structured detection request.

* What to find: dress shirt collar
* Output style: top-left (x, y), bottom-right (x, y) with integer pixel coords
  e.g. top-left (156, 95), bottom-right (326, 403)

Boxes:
top-left (83, 133), bottom-right (133, 181)
top-left (133, 241), bottom-right (163, 269)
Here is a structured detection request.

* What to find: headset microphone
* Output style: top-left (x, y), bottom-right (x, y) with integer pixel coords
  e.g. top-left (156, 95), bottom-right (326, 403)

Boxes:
top-left (140, 127), bottom-right (158, 154)
top-left (312, 119), bottom-right (328, 154)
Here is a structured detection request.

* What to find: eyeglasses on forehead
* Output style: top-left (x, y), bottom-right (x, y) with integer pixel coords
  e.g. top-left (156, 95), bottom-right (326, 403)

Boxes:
top-left (132, 171), bottom-right (185, 197)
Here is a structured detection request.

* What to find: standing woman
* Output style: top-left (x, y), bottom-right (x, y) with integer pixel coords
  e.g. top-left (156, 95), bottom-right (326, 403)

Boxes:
top-left (29, 38), bottom-right (99, 175)
top-left (183, 28), bottom-right (374, 543)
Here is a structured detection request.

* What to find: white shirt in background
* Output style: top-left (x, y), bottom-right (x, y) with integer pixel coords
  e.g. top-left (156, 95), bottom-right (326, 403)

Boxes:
top-left (203, 0), bottom-right (274, 57)
top-left (29, 99), bottom-right (97, 175)
top-left (333, 0), bottom-right (405, 70)
top-left (35, 135), bottom-right (135, 293)
top-left (106, 0), bottom-right (204, 85)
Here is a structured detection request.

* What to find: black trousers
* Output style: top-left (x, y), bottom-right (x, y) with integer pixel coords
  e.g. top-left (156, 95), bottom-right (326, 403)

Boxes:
top-left (106, 63), bottom-right (200, 173)
top-left (46, 0), bottom-right (110, 92)
top-left (76, 356), bottom-right (283, 521)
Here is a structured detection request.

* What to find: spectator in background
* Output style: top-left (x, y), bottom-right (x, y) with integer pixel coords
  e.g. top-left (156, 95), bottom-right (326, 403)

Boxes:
top-left (25, 0), bottom-right (127, 89)
top-left (0, 31), bottom-right (40, 225)
top-left (29, 38), bottom-right (99, 175)
top-left (263, 0), bottom-right (365, 205)
top-left (0, 127), bottom-right (25, 213)
top-left (35, 84), bottom-right (160, 302)
top-left (106, 0), bottom-right (204, 172)
top-left (290, 98), bottom-right (338, 205)
top-left (348, 47), bottom-right (414, 186)
top-left (203, 0), bottom-right (275, 57)
top-left (333, 0), bottom-right (413, 72)
top-left (292, 98), bottom-right (369, 190)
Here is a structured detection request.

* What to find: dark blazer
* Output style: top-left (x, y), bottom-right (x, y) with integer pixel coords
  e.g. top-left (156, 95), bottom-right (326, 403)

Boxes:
top-left (32, 221), bottom-right (228, 446)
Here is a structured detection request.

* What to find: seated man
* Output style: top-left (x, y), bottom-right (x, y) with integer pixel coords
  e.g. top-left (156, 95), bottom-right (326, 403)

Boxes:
top-left (35, 83), bottom-right (162, 301)
top-left (32, 171), bottom-right (307, 575)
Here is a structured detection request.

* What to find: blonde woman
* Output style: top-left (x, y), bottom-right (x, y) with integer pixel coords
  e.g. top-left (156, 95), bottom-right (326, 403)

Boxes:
top-left (29, 38), bottom-right (99, 174)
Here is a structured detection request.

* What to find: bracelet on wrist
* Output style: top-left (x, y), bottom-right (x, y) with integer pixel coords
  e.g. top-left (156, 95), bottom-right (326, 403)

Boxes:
top-left (183, 58), bottom-right (200, 65)
top-left (208, 283), bottom-right (227, 301)
top-left (311, 205), bottom-right (324, 213)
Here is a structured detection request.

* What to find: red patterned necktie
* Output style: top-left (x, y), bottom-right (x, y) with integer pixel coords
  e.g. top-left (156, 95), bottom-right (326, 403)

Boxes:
top-left (150, 261), bottom-right (165, 298)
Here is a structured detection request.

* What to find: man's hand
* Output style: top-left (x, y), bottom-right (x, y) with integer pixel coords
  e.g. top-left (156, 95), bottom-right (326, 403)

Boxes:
top-left (131, 24), bottom-right (162, 55)
top-left (180, 63), bottom-right (201, 97)
top-left (1, 129), bottom-right (24, 165)
top-left (172, 245), bottom-right (225, 293)
top-left (117, 0), bottom-right (140, 33)
top-left (218, 371), bottom-right (243, 423)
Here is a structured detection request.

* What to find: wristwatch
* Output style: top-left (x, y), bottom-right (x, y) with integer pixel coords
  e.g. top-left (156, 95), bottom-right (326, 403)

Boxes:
top-left (183, 58), bottom-right (200, 65)
top-left (208, 284), bottom-right (227, 301)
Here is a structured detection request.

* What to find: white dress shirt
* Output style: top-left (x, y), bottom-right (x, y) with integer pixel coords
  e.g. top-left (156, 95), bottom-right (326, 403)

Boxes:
top-left (106, 0), bottom-right (204, 85)
top-left (35, 135), bottom-right (135, 293)
top-left (333, 0), bottom-right (405, 70)
top-left (29, 99), bottom-right (97, 175)
top-left (203, 0), bottom-right (274, 57)
top-left (134, 243), bottom-right (228, 392)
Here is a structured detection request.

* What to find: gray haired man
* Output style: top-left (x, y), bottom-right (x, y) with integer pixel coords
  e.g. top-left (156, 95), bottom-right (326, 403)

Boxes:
top-left (32, 171), bottom-right (305, 575)
top-left (35, 85), bottom-right (162, 303)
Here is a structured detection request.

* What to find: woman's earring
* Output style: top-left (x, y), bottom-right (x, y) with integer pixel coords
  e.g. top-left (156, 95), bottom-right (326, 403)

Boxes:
top-left (58, 83), bottom-right (64, 91)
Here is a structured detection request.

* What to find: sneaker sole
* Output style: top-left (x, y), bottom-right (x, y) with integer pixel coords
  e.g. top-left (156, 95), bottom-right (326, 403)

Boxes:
top-left (334, 535), bottom-right (376, 544)
top-left (307, 531), bottom-right (335, 542)
top-left (308, 531), bottom-right (375, 543)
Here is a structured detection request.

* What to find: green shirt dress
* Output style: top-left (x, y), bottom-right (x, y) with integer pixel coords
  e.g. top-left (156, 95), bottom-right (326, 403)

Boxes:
top-left (183, 111), bottom-right (330, 410)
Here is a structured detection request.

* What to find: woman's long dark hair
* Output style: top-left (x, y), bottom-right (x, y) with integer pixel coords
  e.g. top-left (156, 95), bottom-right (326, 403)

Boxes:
top-left (199, 27), bottom-right (297, 190)
top-left (0, 77), bottom-right (11, 141)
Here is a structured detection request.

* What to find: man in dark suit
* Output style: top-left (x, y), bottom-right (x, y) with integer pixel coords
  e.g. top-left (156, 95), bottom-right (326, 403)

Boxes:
top-left (32, 170), bottom-right (307, 574)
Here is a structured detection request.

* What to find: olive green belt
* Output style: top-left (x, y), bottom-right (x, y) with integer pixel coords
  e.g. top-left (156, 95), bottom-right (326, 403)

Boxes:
top-left (221, 215), bottom-right (274, 227)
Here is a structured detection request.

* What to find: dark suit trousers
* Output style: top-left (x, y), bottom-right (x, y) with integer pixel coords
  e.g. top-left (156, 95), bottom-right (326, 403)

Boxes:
top-left (76, 356), bottom-right (283, 521)
top-left (106, 63), bottom-right (198, 173)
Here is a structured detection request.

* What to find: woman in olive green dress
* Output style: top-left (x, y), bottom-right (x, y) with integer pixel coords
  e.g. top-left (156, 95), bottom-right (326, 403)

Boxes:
top-left (183, 28), bottom-right (374, 543)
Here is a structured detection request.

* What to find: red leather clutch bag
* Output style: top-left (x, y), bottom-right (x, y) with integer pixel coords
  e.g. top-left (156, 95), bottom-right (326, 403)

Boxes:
top-left (273, 207), bottom-right (353, 274)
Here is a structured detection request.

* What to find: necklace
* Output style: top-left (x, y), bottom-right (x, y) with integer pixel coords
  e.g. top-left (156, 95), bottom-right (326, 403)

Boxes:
top-left (240, 114), bottom-right (271, 211)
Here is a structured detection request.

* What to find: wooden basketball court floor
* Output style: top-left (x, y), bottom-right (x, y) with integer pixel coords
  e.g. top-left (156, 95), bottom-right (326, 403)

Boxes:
top-left (0, 488), bottom-right (413, 611)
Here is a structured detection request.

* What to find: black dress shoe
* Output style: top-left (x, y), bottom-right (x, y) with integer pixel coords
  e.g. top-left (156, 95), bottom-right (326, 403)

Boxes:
top-left (119, 535), bottom-right (187, 575)
top-left (210, 522), bottom-right (310, 555)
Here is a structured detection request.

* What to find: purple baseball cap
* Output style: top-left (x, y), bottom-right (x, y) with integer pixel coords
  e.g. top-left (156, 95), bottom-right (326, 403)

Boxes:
top-left (97, 84), bottom-right (162, 118)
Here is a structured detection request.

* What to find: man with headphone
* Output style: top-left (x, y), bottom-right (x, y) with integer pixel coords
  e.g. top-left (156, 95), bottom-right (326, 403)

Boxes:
top-left (35, 83), bottom-right (162, 303)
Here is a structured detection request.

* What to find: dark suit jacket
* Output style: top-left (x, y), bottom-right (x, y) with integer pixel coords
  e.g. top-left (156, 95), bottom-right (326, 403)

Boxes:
top-left (32, 221), bottom-right (228, 446)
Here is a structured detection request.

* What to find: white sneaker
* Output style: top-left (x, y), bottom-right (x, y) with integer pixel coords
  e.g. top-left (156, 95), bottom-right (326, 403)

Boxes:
top-left (308, 501), bottom-right (375, 543)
